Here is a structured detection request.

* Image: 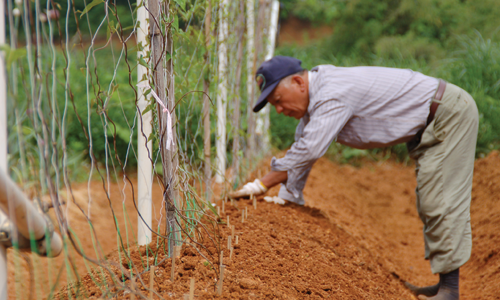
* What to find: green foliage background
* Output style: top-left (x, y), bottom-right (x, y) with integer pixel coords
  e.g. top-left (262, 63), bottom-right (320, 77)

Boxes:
top-left (6, 0), bottom-right (500, 181)
top-left (272, 0), bottom-right (500, 162)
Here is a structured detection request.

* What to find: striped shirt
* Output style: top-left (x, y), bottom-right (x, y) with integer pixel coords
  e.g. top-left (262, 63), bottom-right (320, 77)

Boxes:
top-left (271, 65), bottom-right (439, 203)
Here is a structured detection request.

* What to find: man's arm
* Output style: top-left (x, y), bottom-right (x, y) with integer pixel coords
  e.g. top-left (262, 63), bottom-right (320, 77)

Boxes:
top-left (261, 170), bottom-right (287, 189)
top-left (231, 100), bottom-right (352, 199)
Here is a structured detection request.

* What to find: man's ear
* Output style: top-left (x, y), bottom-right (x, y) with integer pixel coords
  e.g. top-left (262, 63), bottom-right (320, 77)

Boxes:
top-left (291, 74), bottom-right (305, 90)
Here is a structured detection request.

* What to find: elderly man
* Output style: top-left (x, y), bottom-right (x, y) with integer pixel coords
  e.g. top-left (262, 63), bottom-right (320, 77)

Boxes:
top-left (230, 56), bottom-right (478, 300)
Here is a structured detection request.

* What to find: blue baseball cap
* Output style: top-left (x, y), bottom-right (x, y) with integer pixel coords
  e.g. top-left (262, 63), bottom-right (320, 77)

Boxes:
top-left (253, 56), bottom-right (303, 112)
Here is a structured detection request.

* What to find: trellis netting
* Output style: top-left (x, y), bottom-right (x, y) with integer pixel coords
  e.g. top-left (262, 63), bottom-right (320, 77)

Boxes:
top-left (1, 0), bottom-right (277, 298)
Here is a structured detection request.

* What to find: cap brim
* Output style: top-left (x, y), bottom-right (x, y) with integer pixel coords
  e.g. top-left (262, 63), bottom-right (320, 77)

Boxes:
top-left (253, 80), bottom-right (280, 112)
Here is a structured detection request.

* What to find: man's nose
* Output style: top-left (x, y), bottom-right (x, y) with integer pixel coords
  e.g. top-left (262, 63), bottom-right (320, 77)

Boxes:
top-left (275, 105), bottom-right (283, 114)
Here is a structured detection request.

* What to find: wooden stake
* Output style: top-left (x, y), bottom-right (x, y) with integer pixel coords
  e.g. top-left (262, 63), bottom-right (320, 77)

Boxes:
top-left (217, 206), bottom-right (220, 216)
top-left (231, 225), bottom-right (235, 240)
top-left (253, 195), bottom-right (257, 209)
top-left (230, 247), bottom-right (234, 260)
top-left (130, 276), bottom-right (136, 300)
top-left (236, 235), bottom-right (239, 245)
top-left (241, 210), bottom-right (244, 223)
top-left (148, 0), bottom-right (179, 258)
top-left (217, 265), bottom-right (225, 295)
top-left (227, 216), bottom-right (230, 227)
top-left (171, 256), bottom-right (176, 282)
top-left (227, 235), bottom-right (232, 249)
top-left (225, 196), bottom-right (228, 203)
top-left (222, 200), bottom-right (225, 213)
top-left (189, 278), bottom-right (195, 300)
top-left (245, 207), bottom-right (248, 219)
top-left (202, 0), bottom-right (212, 207)
top-left (149, 265), bottom-right (155, 299)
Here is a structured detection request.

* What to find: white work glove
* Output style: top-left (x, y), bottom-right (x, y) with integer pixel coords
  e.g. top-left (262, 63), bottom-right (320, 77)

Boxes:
top-left (229, 179), bottom-right (268, 198)
top-left (263, 196), bottom-right (286, 205)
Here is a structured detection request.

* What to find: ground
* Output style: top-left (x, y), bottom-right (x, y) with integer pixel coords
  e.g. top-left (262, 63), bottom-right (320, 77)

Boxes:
top-left (8, 151), bottom-right (500, 299)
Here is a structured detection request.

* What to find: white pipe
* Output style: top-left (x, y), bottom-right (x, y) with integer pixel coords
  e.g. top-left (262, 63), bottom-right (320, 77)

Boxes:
top-left (136, 0), bottom-right (153, 246)
top-left (0, 0), bottom-right (9, 297)
top-left (0, 169), bottom-right (63, 255)
top-left (265, 0), bottom-right (280, 62)
top-left (256, 0), bottom-right (279, 150)
top-left (0, 170), bottom-right (45, 240)
top-left (215, 0), bottom-right (229, 184)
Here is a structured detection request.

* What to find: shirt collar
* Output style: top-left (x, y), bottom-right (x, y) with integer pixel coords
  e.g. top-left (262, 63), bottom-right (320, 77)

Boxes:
top-left (307, 70), bottom-right (316, 114)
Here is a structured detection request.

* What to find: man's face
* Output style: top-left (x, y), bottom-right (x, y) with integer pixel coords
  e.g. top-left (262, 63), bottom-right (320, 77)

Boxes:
top-left (267, 74), bottom-right (309, 120)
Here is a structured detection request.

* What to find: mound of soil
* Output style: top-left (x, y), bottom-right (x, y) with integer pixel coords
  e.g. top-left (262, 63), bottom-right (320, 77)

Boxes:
top-left (14, 152), bottom-right (500, 299)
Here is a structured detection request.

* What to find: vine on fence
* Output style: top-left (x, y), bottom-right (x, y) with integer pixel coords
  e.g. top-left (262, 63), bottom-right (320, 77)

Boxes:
top-left (4, 0), bottom-right (276, 298)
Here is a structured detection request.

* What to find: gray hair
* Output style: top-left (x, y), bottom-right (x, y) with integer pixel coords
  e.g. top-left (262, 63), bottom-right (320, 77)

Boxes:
top-left (278, 69), bottom-right (307, 88)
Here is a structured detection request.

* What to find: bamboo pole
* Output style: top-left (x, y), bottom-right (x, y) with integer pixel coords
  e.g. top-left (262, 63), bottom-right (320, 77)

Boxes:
top-left (216, 0), bottom-right (229, 184)
top-left (231, 0), bottom-right (245, 185)
top-left (203, 0), bottom-right (212, 201)
top-left (147, 0), bottom-right (178, 255)
top-left (137, 0), bottom-right (153, 246)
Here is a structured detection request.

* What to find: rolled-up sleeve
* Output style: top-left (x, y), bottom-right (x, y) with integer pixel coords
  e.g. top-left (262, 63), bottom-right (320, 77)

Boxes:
top-left (271, 99), bottom-right (353, 201)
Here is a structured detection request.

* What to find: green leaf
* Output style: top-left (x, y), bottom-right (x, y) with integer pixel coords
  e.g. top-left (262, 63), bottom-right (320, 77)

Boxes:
top-left (142, 103), bottom-right (153, 115)
top-left (147, 132), bottom-right (155, 142)
top-left (172, 15), bottom-right (179, 31)
top-left (173, 0), bottom-right (186, 8)
top-left (80, 0), bottom-right (104, 19)
top-left (138, 56), bottom-right (149, 68)
top-left (122, 25), bottom-right (135, 31)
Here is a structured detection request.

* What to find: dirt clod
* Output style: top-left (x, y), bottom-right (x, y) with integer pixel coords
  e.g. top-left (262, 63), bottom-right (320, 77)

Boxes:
top-left (239, 278), bottom-right (259, 289)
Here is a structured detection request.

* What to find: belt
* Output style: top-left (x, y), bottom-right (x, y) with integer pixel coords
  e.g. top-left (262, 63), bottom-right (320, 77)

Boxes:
top-left (426, 79), bottom-right (447, 125)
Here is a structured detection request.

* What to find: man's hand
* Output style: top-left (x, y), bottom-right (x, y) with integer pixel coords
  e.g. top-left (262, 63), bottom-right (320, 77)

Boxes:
top-left (229, 179), bottom-right (268, 198)
top-left (264, 196), bottom-right (286, 205)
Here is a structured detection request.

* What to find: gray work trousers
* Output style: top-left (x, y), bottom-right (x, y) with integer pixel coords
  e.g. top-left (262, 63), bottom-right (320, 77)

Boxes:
top-left (407, 83), bottom-right (478, 274)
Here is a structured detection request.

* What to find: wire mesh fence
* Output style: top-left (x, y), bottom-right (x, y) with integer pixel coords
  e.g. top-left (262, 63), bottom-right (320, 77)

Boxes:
top-left (1, 0), bottom-right (278, 298)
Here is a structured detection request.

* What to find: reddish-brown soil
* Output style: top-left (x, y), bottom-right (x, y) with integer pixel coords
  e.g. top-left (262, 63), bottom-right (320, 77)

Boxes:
top-left (278, 17), bottom-right (333, 46)
top-left (9, 152), bottom-right (500, 299)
